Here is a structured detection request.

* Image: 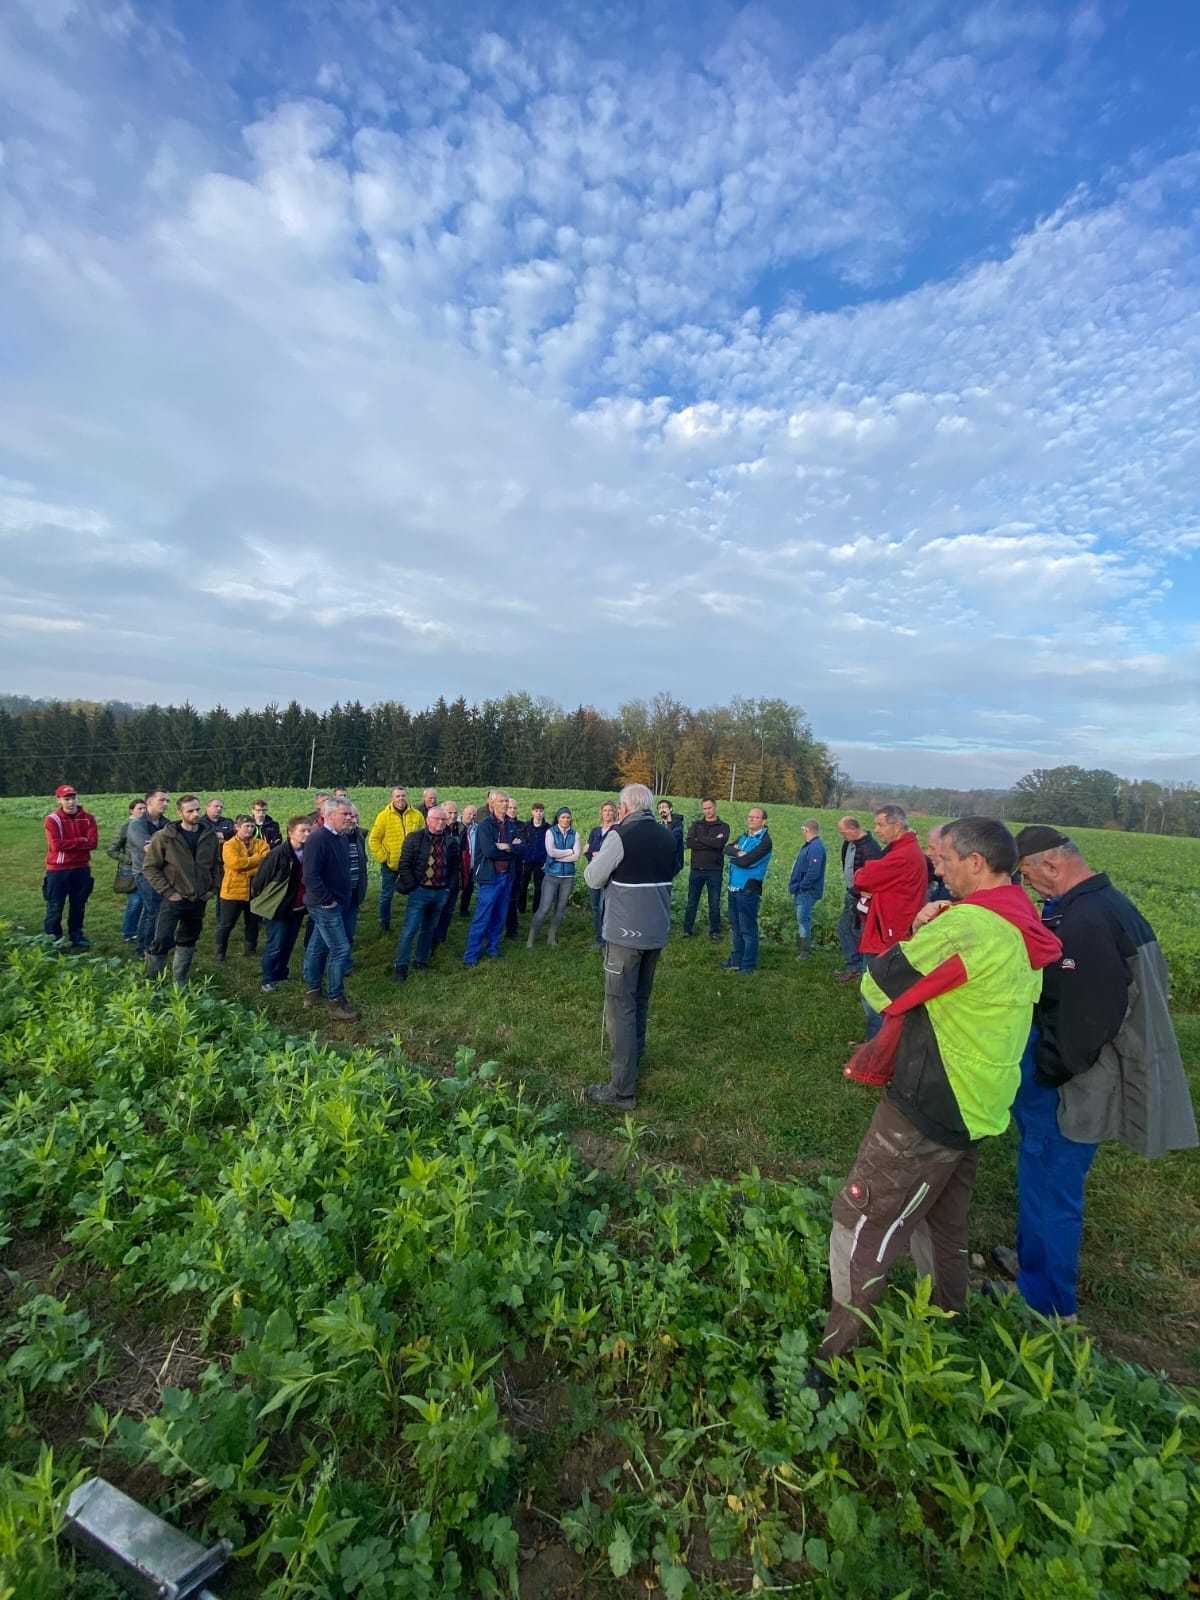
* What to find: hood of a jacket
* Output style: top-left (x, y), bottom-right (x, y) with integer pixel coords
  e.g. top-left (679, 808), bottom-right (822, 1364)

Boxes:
top-left (962, 884), bottom-right (1062, 970)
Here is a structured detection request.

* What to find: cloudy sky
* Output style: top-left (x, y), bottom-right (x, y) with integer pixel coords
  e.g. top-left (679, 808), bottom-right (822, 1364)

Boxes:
top-left (2, 0), bottom-right (1198, 786)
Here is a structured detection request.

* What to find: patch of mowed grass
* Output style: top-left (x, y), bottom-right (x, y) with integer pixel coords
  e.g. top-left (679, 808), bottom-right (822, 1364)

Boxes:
top-left (3, 788), bottom-right (1199, 1374)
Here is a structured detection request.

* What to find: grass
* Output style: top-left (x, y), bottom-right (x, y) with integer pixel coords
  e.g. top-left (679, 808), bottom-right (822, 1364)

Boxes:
top-left (4, 786), bottom-right (1199, 1377)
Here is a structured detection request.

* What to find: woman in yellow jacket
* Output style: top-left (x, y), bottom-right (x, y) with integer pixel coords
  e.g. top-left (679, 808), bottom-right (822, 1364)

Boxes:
top-left (368, 786), bottom-right (424, 932)
top-left (217, 815), bottom-right (270, 961)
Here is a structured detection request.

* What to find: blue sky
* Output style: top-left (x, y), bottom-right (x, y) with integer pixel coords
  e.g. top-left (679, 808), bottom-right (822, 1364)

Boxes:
top-left (1, 0), bottom-right (1198, 787)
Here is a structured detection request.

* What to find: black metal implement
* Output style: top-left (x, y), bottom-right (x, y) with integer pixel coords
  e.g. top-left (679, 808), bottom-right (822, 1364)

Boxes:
top-left (63, 1477), bottom-right (231, 1599)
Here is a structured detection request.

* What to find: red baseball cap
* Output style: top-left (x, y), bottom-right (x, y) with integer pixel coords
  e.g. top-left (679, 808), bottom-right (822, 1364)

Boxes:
top-left (54, 784), bottom-right (78, 799)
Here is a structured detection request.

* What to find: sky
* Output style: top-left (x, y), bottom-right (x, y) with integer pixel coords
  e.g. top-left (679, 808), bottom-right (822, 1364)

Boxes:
top-left (1, 0), bottom-right (1198, 788)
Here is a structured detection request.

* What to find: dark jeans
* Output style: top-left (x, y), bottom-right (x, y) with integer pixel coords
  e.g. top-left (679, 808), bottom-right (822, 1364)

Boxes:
top-left (683, 867), bottom-right (722, 935)
top-left (395, 886), bottom-right (450, 969)
top-left (152, 896), bottom-right (207, 956)
top-left (728, 889), bottom-right (761, 971)
top-left (821, 1098), bottom-right (980, 1359)
top-left (458, 879), bottom-right (474, 918)
top-left (505, 869), bottom-right (523, 936)
top-left (589, 887), bottom-right (605, 944)
top-left (216, 898), bottom-right (260, 956)
top-left (464, 875), bottom-right (513, 963)
top-left (1012, 1031), bottom-right (1098, 1318)
top-left (262, 911), bottom-right (305, 984)
top-left (43, 867), bottom-right (93, 943)
top-left (602, 943), bottom-right (661, 1100)
top-left (433, 883), bottom-right (457, 946)
top-left (378, 864), bottom-right (400, 931)
top-left (519, 862), bottom-right (544, 914)
top-left (861, 994), bottom-right (883, 1041)
top-left (303, 902), bottom-right (353, 999)
top-left (120, 890), bottom-right (142, 940)
top-left (134, 878), bottom-right (163, 954)
top-left (836, 889), bottom-right (865, 973)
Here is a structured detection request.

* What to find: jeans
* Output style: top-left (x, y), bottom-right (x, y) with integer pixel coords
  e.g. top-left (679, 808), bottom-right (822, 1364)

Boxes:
top-left (458, 880), bottom-right (474, 918)
top-left (530, 874), bottom-right (573, 939)
top-left (683, 867), bottom-right (722, 935)
top-left (602, 943), bottom-right (661, 1099)
top-left (262, 911), bottom-right (305, 985)
top-left (303, 903), bottom-right (353, 999)
top-left (464, 874), bottom-right (513, 963)
top-left (120, 890), bottom-right (142, 940)
top-left (378, 864), bottom-right (400, 931)
top-left (836, 889), bottom-right (864, 972)
top-left (861, 994), bottom-right (883, 1041)
top-left (519, 862), bottom-right (544, 914)
top-left (134, 878), bottom-right (163, 955)
top-left (395, 886), bottom-right (450, 970)
top-left (432, 884), bottom-right (457, 946)
top-left (589, 887), bottom-right (606, 944)
top-left (1011, 1032), bottom-right (1098, 1318)
top-left (216, 898), bottom-right (260, 956)
top-left (792, 890), bottom-right (820, 942)
top-left (152, 896), bottom-right (207, 955)
top-left (43, 867), bottom-right (93, 943)
top-left (728, 889), bottom-right (761, 971)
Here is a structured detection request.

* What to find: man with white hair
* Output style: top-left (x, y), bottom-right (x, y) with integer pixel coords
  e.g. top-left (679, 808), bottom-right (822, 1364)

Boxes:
top-left (463, 789), bottom-right (520, 965)
top-left (583, 782), bottom-right (679, 1110)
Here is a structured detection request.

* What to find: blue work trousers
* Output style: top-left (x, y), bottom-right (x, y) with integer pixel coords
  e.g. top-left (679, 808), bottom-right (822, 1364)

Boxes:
top-left (1011, 1031), bottom-right (1098, 1318)
top-left (464, 874), bottom-right (513, 964)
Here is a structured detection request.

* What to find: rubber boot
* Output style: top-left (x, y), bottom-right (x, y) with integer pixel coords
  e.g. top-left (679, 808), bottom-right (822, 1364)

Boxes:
top-left (144, 950), bottom-right (166, 979)
top-left (171, 946), bottom-right (196, 986)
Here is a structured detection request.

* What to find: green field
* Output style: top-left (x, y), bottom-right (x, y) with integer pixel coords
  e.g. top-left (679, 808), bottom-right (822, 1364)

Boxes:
top-left (2, 789), bottom-right (1199, 1596)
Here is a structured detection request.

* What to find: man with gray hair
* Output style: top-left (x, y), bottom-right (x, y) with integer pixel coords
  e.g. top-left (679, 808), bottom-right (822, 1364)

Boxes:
top-left (583, 783), bottom-right (680, 1110)
top-left (301, 797), bottom-right (359, 1021)
top-left (463, 789), bottom-right (520, 965)
top-left (993, 827), bottom-right (1198, 1320)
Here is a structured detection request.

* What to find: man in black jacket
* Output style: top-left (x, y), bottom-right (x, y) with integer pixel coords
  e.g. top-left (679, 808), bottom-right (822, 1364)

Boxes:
top-left (391, 806), bottom-right (461, 980)
top-left (254, 815), bottom-right (311, 992)
top-left (301, 798), bottom-right (359, 1020)
top-left (682, 797), bottom-right (729, 939)
top-left (833, 816), bottom-right (882, 982)
top-left (250, 799), bottom-right (282, 849)
top-left (141, 795), bottom-right (221, 984)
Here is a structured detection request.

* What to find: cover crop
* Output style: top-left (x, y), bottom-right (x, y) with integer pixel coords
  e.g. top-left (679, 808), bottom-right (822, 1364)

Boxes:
top-left (0, 934), bottom-right (1196, 1598)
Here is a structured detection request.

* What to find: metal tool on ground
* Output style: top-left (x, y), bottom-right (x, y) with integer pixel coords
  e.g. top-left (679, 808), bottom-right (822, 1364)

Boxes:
top-left (63, 1476), bottom-right (231, 1599)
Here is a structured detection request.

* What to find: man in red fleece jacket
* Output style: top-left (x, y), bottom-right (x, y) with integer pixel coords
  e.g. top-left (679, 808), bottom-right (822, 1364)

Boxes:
top-left (42, 783), bottom-right (99, 948)
top-left (853, 804), bottom-right (931, 1040)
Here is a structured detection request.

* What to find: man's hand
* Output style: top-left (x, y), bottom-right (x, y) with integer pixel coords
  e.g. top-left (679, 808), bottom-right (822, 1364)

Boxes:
top-left (168, 893), bottom-right (183, 903)
top-left (912, 900), bottom-right (952, 930)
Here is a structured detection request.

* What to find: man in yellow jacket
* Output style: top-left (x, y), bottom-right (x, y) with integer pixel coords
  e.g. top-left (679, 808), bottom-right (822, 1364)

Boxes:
top-left (217, 815), bottom-right (270, 961)
top-left (368, 786), bottom-right (424, 932)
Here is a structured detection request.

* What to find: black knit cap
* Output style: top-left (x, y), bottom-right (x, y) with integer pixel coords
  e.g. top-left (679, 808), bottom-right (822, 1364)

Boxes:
top-left (1014, 825), bottom-right (1071, 858)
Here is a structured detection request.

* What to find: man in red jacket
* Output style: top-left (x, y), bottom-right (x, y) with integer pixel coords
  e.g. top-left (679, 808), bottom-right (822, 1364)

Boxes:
top-left (42, 784), bottom-right (99, 948)
top-left (853, 804), bottom-right (929, 1039)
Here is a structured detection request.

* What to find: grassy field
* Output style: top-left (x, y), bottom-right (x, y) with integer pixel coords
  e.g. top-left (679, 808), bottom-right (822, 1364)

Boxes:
top-left (2, 787), bottom-right (1198, 1379)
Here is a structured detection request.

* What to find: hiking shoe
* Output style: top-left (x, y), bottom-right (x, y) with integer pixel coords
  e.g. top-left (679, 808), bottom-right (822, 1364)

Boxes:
top-left (392, 965), bottom-right (409, 982)
top-left (833, 968), bottom-right (861, 984)
top-left (719, 958), bottom-right (738, 969)
top-left (260, 982), bottom-right (277, 994)
top-left (708, 931), bottom-right (722, 941)
top-left (682, 928), bottom-right (696, 938)
top-left (70, 937), bottom-right (92, 950)
top-left (585, 1083), bottom-right (636, 1112)
top-left (302, 989), bottom-right (321, 1009)
top-left (328, 996), bottom-right (359, 1021)
top-left (991, 1244), bottom-right (1020, 1279)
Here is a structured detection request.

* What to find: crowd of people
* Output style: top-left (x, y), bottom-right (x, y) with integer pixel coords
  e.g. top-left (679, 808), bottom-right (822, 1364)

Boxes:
top-left (39, 780), bottom-right (1197, 1362)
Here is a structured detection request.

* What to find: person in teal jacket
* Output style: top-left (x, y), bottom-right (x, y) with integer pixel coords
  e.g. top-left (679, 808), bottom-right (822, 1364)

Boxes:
top-left (720, 806), bottom-right (772, 974)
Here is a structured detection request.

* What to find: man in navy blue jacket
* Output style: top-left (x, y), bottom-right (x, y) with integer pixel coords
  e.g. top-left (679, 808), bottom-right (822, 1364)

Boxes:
top-left (788, 819), bottom-right (827, 960)
top-left (301, 798), bottom-right (359, 1020)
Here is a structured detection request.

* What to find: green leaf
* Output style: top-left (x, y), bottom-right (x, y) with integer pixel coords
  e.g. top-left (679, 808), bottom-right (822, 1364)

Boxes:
top-left (608, 1523), bottom-right (634, 1578)
top-left (827, 1493), bottom-right (859, 1546)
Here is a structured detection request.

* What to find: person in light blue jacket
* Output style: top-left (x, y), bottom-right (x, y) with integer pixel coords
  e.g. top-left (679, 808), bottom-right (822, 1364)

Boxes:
top-left (721, 807), bottom-right (773, 974)
top-left (787, 819), bottom-right (827, 960)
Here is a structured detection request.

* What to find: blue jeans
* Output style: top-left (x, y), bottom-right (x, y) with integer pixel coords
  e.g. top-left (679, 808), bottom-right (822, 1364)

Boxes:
top-left (728, 889), bottom-right (761, 971)
top-left (43, 867), bottom-right (93, 943)
top-left (262, 911), bottom-right (305, 984)
top-left (1012, 1032), bottom-right (1098, 1318)
top-left (861, 994), bottom-right (883, 1041)
top-left (378, 865), bottom-right (399, 930)
top-left (836, 890), bottom-right (864, 972)
top-left (464, 875), bottom-right (513, 964)
top-left (395, 886), bottom-right (449, 970)
top-left (589, 887), bottom-right (606, 944)
top-left (303, 903), bottom-right (353, 999)
top-left (793, 890), bottom-right (820, 941)
top-left (135, 878), bottom-right (163, 954)
top-left (684, 868), bottom-right (722, 935)
top-left (120, 890), bottom-right (142, 939)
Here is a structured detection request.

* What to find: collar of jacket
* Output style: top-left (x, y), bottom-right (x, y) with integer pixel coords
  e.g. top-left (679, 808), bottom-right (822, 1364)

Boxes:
top-left (1055, 871), bottom-right (1112, 909)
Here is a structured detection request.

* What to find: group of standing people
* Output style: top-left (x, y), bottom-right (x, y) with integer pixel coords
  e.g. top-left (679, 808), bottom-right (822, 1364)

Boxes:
top-left (39, 780), bottom-right (1196, 1361)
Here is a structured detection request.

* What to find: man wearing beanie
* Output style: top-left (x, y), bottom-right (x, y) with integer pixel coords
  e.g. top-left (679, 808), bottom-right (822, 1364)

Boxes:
top-left (42, 784), bottom-right (99, 948)
top-left (994, 826), bottom-right (1198, 1321)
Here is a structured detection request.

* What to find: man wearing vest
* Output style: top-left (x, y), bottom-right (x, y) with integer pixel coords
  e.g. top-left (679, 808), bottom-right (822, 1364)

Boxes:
top-left (722, 806), bottom-right (773, 974)
top-left (42, 784), bottom-right (99, 948)
top-left (584, 783), bottom-right (680, 1110)
top-left (992, 827), bottom-right (1199, 1320)
top-left (820, 817), bottom-right (1062, 1362)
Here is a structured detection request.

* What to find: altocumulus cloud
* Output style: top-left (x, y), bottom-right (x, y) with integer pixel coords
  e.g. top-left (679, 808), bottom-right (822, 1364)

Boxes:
top-left (0, 0), bottom-right (1197, 785)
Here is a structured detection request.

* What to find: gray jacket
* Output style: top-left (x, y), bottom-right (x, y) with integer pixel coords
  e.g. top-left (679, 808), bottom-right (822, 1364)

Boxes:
top-left (584, 808), bottom-right (677, 950)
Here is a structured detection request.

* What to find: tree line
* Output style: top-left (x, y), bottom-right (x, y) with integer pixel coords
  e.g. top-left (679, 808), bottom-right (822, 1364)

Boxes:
top-left (0, 693), bottom-right (838, 806)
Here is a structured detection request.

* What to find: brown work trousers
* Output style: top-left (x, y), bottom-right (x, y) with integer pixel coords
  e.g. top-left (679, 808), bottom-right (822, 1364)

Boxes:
top-left (820, 1098), bottom-right (980, 1360)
